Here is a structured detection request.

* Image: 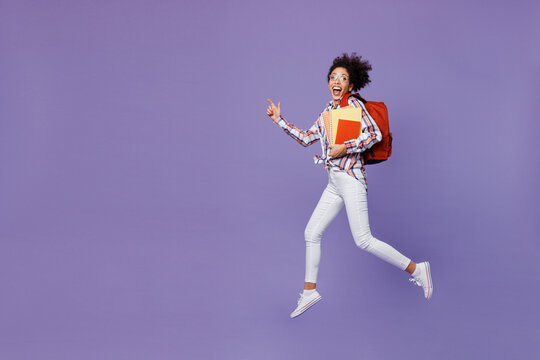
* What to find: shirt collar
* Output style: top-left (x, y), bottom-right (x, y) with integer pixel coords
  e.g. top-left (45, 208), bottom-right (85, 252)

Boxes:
top-left (327, 100), bottom-right (339, 110)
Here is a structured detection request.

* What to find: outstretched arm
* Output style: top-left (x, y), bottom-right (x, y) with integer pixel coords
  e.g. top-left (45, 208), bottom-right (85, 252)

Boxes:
top-left (266, 99), bottom-right (320, 147)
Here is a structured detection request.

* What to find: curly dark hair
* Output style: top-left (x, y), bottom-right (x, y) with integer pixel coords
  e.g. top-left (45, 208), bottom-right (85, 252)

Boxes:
top-left (327, 53), bottom-right (372, 92)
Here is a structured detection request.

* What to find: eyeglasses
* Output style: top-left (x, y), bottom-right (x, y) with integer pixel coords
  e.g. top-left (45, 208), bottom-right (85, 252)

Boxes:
top-left (329, 74), bottom-right (348, 82)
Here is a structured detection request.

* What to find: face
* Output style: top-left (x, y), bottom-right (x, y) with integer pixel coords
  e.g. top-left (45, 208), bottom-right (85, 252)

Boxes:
top-left (328, 67), bottom-right (353, 104)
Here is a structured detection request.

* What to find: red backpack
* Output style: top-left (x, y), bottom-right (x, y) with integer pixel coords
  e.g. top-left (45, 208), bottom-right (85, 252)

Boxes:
top-left (340, 93), bottom-right (392, 165)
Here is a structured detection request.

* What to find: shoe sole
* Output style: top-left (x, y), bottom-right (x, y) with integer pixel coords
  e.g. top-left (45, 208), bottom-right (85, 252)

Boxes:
top-left (424, 261), bottom-right (433, 300)
top-left (290, 295), bottom-right (322, 318)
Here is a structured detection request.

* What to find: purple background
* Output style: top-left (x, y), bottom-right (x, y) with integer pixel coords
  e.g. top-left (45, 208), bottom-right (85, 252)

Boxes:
top-left (1, 0), bottom-right (539, 359)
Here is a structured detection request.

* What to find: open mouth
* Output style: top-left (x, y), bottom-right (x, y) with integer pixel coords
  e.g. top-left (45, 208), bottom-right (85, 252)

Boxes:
top-left (332, 86), bottom-right (342, 97)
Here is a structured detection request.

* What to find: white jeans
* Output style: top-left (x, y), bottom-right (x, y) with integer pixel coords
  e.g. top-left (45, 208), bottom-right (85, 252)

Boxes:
top-left (304, 167), bottom-right (411, 283)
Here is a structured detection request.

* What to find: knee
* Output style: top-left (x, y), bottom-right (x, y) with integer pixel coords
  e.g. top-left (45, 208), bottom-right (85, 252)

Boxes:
top-left (354, 231), bottom-right (374, 250)
top-left (304, 226), bottom-right (322, 245)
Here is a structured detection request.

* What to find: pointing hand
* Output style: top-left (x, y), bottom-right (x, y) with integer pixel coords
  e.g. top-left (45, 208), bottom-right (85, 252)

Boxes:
top-left (266, 99), bottom-right (281, 122)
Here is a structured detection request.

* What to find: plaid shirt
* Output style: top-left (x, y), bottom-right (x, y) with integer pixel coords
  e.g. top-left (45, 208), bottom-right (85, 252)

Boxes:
top-left (273, 96), bottom-right (382, 189)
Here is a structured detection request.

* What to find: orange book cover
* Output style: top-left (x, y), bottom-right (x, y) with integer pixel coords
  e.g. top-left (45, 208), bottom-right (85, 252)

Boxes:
top-left (335, 119), bottom-right (362, 144)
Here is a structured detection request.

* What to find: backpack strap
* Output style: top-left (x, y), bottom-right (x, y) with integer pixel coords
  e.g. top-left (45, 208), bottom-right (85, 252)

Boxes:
top-left (340, 93), bottom-right (367, 107)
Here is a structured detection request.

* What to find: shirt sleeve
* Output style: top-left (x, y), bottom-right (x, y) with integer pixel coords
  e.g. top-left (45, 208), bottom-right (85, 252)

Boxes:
top-left (343, 97), bottom-right (382, 154)
top-left (273, 115), bottom-right (320, 147)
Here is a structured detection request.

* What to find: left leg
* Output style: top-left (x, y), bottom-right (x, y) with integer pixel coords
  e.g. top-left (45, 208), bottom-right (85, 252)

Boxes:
top-left (336, 171), bottom-right (433, 299)
top-left (338, 173), bottom-right (412, 270)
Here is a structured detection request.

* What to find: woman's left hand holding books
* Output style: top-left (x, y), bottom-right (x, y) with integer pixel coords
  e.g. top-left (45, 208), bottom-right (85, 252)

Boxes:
top-left (328, 144), bottom-right (347, 159)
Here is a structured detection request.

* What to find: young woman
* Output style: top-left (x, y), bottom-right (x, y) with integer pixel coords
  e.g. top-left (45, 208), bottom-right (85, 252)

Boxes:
top-left (266, 53), bottom-right (433, 319)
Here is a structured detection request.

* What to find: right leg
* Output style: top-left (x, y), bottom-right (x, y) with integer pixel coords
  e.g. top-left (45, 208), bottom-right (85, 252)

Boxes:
top-left (303, 181), bottom-right (343, 287)
top-left (290, 181), bottom-right (343, 318)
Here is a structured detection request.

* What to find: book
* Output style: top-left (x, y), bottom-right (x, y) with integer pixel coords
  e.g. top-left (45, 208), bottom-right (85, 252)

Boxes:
top-left (322, 107), bottom-right (364, 145)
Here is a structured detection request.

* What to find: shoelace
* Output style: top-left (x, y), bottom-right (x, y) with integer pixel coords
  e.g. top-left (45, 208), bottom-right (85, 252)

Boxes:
top-left (409, 277), bottom-right (422, 286)
top-left (297, 293), bottom-right (305, 305)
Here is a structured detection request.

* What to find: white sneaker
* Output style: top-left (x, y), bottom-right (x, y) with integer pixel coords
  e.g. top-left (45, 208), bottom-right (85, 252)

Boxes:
top-left (409, 261), bottom-right (433, 300)
top-left (290, 290), bottom-right (322, 318)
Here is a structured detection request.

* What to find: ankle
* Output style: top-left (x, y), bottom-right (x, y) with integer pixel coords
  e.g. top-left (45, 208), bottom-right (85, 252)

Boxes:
top-left (405, 261), bottom-right (416, 275)
top-left (304, 282), bottom-right (316, 290)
